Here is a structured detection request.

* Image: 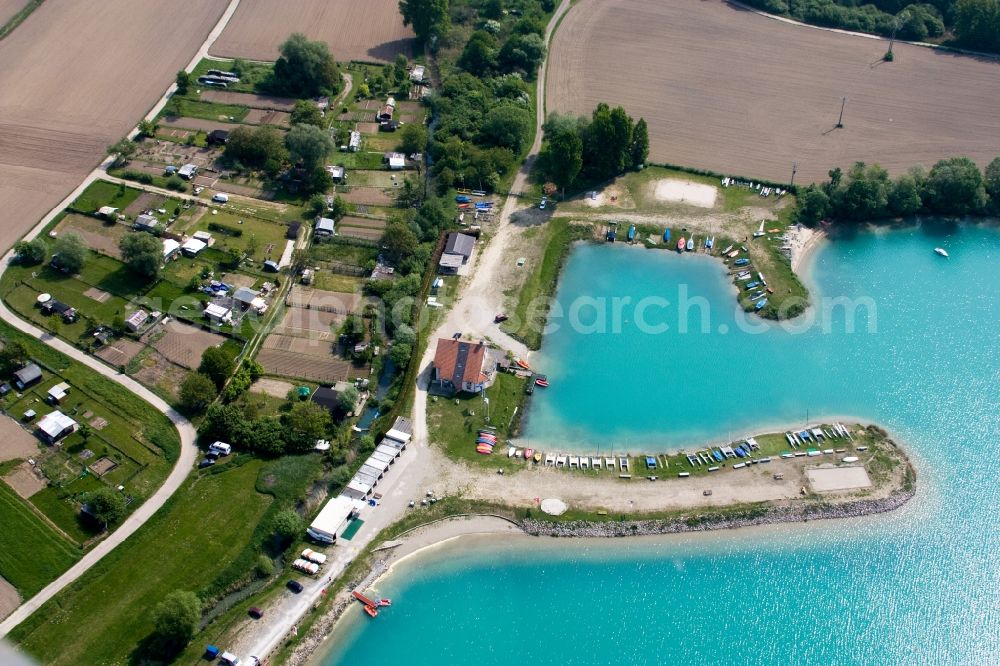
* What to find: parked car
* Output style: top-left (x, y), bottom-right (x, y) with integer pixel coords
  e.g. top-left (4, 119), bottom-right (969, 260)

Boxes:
top-left (248, 606), bottom-right (263, 619)
top-left (198, 459), bottom-right (215, 469)
top-left (287, 580), bottom-right (303, 593)
top-left (212, 192), bottom-right (229, 203)
top-left (538, 196), bottom-right (547, 210)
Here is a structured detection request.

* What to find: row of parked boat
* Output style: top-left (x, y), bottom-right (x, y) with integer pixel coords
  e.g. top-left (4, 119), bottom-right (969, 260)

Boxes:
top-left (785, 423), bottom-right (853, 448)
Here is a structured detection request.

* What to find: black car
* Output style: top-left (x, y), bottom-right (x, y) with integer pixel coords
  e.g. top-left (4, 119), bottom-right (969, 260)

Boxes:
top-left (198, 459), bottom-right (216, 469)
top-left (206, 451), bottom-right (220, 461)
top-left (287, 580), bottom-right (303, 593)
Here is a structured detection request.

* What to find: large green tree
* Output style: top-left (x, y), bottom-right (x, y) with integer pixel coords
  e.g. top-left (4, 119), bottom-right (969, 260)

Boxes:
top-left (86, 487), bottom-right (127, 525)
top-left (151, 590), bottom-right (201, 651)
top-left (179, 372), bottom-right (217, 414)
top-left (290, 99), bottom-right (324, 126)
top-left (13, 238), bottom-right (46, 265)
top-left (380, 219), bottom-right (419, 266)
top-left (199, 347), bottom-right (235, 389)
top-left (629, 118), bottom-right (650, 169)
top-left (282, 402), bottom-right (330, 450)
top-left (225, 125), bottom-right (288, 174)
top-left (119, 232), bottom-right (162, 281)
top-left (52, 233), bottom-right (86, 274)
top-left (985, 156), bottom-right (1000, 211)
top-left (285, 123), bottom-right (334, 172)
top-left (398, 123), bottom-right (428, 155)
top-left (270, 33), bottom-right (341, 97)
top-left (954, 0), bottom-right (1000, 53)
top-left (479, 103), bottom-right (532, 153)
top-left (922, 156), bottom-right (988, 214)
top-left (539, 119), bottom-right (583, 193)
top-left (399, 0), bottom-right (450, 46)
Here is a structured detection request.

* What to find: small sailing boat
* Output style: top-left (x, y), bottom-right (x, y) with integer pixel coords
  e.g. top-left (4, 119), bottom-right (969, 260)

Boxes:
top-left (753, 220), bottom-right (766, 238)
top-left (677, 237), bottom-right (686, 252)
top-left (686, 237), bottom-right (695, 251)
top-left (934, 247), bottom-right (949, 258)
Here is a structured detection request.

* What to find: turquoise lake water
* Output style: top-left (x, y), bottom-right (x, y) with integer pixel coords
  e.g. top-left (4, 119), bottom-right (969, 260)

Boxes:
top-left (324, 225), bottom-right (1000, 665)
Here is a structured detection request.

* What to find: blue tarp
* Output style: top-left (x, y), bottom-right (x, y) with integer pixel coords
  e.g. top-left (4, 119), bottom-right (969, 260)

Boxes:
top-left (645, 456), bottom-right (656, 468)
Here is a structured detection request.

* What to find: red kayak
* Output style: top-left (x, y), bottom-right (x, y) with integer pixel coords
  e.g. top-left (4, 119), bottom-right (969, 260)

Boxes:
top-left (535, 378), bottom-right (549, 387)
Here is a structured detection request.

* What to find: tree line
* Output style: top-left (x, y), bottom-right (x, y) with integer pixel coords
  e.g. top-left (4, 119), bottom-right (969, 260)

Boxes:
top-left (536, 104), bottom-right (649, 193)
top-left (745, 0), bottom-right (1000, 53)
top-left (412, 0), bottom-right (553, 193)
top-left (796, 155), bottom-right (1000, 224)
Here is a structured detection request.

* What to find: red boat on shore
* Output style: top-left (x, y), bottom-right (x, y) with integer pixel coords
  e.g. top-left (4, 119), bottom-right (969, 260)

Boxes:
top-left (535, 378), bottom-right (549, 388)
top-left (677, 237), bottom-right (686, 252)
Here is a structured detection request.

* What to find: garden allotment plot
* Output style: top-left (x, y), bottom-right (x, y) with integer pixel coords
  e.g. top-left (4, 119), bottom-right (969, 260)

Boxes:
top-left (547, 0), bottom-right (1000, 182)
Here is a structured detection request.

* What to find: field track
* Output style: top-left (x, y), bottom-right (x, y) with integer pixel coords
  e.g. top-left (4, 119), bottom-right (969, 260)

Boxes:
top-left (0, 0), bottom-right (227, 253)
top-left (547, 0), bottom-right (1000, 183)
top-left (210, 0), bottom-right (414, 63)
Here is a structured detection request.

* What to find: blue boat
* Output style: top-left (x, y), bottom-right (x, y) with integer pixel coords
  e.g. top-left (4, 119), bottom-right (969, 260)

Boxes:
top-left (745, 281), bottom-right (760, 290)
top-left (663, 228), bottom-right (671, 242)
top-left (712, 450), bottom-right (724, 462)
top-left (686, 237), bottom-right (694, 251)
top-left (627, 225), bottom-right (636, 241)
top-left (455, 195), bottom-right (471, 203)
top-left (755, 298), bottom-right (768, 310)
top-left (705, 237), bottom-right (714, 249)
top-left (734, 258), bottom-right (750, 267)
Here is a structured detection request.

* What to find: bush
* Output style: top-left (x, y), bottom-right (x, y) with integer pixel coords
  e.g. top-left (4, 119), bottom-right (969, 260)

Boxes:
top-left (165, 174), bottom-right (186, 191)
top-left (151, 590), bottom-right (201, 652)
top-left (13, 238), bottom-right (46, 265)
top-left (179, 372), bottom-right (217, 414)
top-left (120, 169), bottom-right (154, 185)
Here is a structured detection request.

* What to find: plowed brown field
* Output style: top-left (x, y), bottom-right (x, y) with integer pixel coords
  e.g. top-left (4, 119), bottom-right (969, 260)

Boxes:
top-left (0, 0), bottom-right (227, 252)
top-left (547, 0), bottom-right (1000, 183)
top-left (210, 0), bottom-right (413, 63)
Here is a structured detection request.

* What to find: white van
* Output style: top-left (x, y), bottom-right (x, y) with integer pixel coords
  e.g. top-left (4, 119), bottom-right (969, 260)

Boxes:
top-left (219, 653), bottom-right (241, 666)
top-left (212, 192), bottom-right (229, 203)
top-left (210, 441), bottom-right (232, 456)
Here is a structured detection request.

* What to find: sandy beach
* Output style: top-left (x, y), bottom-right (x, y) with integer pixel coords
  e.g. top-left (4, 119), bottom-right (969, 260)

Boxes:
top-left (790, 224), bottom-right (827, 273)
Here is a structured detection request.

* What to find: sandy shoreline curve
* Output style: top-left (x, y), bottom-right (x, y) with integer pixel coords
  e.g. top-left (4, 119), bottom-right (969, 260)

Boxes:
top-left (291, 480), bottom-right (914, 665)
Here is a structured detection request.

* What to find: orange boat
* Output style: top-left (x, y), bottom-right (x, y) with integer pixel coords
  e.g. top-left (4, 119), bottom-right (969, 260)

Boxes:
top-left (516, 358), bottom-right (531, 370)
top-left (364, 605), bottom-right (378, 618)
top-left (535, 378), bottom-right (549, 387)
top-left (677, 237), bottom-right (686, 252)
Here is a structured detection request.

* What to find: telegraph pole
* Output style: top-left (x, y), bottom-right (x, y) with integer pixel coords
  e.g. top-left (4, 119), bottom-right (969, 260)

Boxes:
top-left (836, 97), bottom-right (847, 129)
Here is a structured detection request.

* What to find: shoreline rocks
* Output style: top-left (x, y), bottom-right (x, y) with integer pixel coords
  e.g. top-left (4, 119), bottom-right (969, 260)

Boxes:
top-left (520, 491), bottom-right (915, 538)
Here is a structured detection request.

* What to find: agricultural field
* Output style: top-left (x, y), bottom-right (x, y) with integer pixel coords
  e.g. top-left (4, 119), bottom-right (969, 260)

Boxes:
top-left (547, 0), bottom-right (1000, 183)
top-left (210, 0), bottom-right (414, 63)
top-left (0, 0), bottom-right (228, 252)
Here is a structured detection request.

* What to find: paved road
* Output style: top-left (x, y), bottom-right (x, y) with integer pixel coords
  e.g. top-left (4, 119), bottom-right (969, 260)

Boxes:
top-left (0, 0), bottom-right (245, 638)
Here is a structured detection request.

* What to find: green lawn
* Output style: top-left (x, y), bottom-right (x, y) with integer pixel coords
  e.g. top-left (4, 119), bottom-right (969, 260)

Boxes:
top-left (160, 97), bottom-right (249, 124)
top-left (309, 238), bottom-right (379, 267)
top-left (0, 482), bottom-right (80, 598)
top-left (312, 272), bottom-right (361, 293)
top-left (427, 372), bottom-right (527, 470)
top-left (10, 461), bottom-right (272, 666)
top-left (69, 181), bottom-right (142, 215)
top-left (190, 58), bottom-right (273, 94)
top-left (27, 485), bottom-right (102, 544)
top-left (194, 211), bottom-right (290, 263)
top-left (502, 217), bottom-right (590, 350)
